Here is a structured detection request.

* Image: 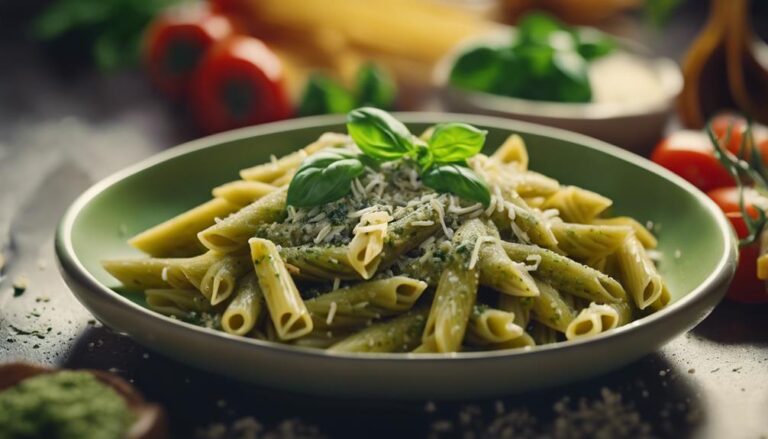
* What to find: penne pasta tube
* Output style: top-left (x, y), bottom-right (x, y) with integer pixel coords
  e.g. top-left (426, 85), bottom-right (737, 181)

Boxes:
top-left (145, 289), bottom-right (210, 318)
top-left (529, 281), bottom-right (576, 333)
top-left (305, 277), bottom-right (427, 328)
top-left (280, 245), bottom-right (372, 281)
top-left (616, 235), bottom-right (664, 310)
top-left (551, 222), bottom-right (633, 261)
top-left (199, 188), bottom-right (288, 253)
top-left (328, 308), bottom-right (428, 353)
top-left (542, 186), bottom-right (613, 224)
top-left (488, 332), bottom-right (536, 350)
top-left (200, 252), bottom-right (252, 305)
top-left (348, 211), bottom-right (392, 279)
top-left (423, 220), bottom-right (482, 353)
top-left (479, 221), bottom-right (539, 297)
top-left (491, 134), bottom-right (529, 169)
top-left (221, 273), bottom-right (265, 336)
top-left (102, 258), bottom-right (191, 290)
top-left (502, 242), bottom-right (627, 303)
top-left (129, 198), bottom-right (240, 257)
top-left (465, 306), bottom-right (524, 345)
top-left (250, 238), bottom-right (313, 340)
top-left (212, 180), bottom-right (277, 206)
top-left (591, 217), bottom-right (658, 249)
top-left (497, 295), bottom-right (533, 327)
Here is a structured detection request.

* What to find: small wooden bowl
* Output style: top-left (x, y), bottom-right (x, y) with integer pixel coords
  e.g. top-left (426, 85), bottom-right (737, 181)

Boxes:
top-left (0, 363), bottom-right (168, 439)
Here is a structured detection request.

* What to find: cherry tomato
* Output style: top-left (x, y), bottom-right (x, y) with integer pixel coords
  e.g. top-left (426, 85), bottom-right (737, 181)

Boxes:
top-left (651, 130), bottom-right (735, 192)
top-left (190, 36), bottom-right (292, 134)
top-left (711, 113), bottom-right (768, 161)
top-left (707, 187), bottom-right (768, 303)
top-left (144, 4), bottom-right (236, 99)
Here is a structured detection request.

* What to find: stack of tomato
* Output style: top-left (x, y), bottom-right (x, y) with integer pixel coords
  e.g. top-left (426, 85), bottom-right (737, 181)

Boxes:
top-left (143, 2), bottom-right (292, 134)
top-left (651, 114), bottom-right (768, 303)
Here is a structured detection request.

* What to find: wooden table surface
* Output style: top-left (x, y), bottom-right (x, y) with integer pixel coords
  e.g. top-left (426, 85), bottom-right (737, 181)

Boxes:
top-left (1, 5), bottom-right (767, 438)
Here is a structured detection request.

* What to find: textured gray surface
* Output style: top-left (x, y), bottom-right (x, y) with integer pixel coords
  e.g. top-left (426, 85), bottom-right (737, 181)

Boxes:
top-left (1, 18), bottom-right (768, 439)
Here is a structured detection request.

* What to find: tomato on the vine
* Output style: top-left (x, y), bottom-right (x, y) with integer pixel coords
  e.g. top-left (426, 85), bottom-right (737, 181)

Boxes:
top-left (144, 4), bottom-right (236, 99)
top-left (190, 36), bottom-right (292, 134)
top-left (710, 113), bottom-right (768, 162)
top-left (651, 130), bottom-right (735, 192)
top-left (707, 186), bottom-right (768, 303)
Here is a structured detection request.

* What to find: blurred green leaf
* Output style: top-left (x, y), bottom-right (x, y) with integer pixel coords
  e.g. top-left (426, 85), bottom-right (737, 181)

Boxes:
top-left (449, 46), bottom-right (508, 92)
top-left (574, 27), bottom-right (615, 60)
top-left (355, 63), bottom-right (396, 109)
top-left (31, 0), bottom-right (184, 71)
top-left (298, 74), bottom-right (356, 117)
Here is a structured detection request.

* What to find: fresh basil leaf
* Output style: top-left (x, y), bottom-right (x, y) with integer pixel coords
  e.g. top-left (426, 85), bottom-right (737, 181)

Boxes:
top-left (286, 149), bottom-right (365, 207)
top-left (356, 63), bottom-right (396, 109)
top-left (428, 123), bottom-right (487, 163)
top-left (515, 12), bottom-right (576, 52)
top-left (298, 74), bottom-right (355, 117)
top-left (347, 107), bottom-right (415, 161)
top-left (449, 46), bottom-right (507, 93)
top-left (422, 163), bottom-right (490, 207)
top-left (551, 51), bottom-right (592, 103)
top-left (575, 27), bottom-right (615, 61)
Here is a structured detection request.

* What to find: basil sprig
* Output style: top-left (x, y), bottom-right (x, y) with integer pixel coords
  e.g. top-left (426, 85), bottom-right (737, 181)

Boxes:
top-left (287, 107), bottom-right (491, 207)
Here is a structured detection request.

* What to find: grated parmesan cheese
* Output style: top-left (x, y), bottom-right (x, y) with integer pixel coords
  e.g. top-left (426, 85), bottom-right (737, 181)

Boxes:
top-left (524, 254), bottom-right (542, 271)
top-left (332, 278), bottom-right (341, 291)
top-left (469, 236), bottom-right (497, 270)
top-left (431, 197), bottom-right (454, 239)
top-left (161, 266), bottom-right (169, 282)
top-left (326, 301), bottom-right (338, 325)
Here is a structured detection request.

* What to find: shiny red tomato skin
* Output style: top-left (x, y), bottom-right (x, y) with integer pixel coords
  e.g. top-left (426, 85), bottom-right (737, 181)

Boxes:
top-left (144, 4), bottom-right (236, 99)
top-left (711, 113), bottom-right (768, 161)
top-left (651, 130), bottom-right (735, 192)
top-left (708, 187), bottom-right (768, 303)
top-left (190, 36), bottom-right (292, 134)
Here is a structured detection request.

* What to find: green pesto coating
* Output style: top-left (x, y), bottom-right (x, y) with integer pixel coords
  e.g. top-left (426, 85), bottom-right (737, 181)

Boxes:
top-left (501, 241), bottom-right (626, 303)
top-left (328, 309), bottom-right (428, 353)
top-left (0, 371), bottom-right (133, 439)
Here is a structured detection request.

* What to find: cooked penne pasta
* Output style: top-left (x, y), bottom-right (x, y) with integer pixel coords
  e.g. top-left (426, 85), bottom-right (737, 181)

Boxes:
top-left (542, 186), bottom-right (613, 224)
top-left (491, 134), bottom-right (528, 169)
top-left (616, 235), bottom-right (664, 309)
top-left (348, 211), bottom-right (391, 279)
top-left (221, 273), bottom-right (265, 336)
top-left (199, 188), bottom-right (288, 253)
top-left (212, 180), bottom-right (277, 206)
top-left (551, 221), bottom-right (633, 261)
top-left (250, 238), bottom-right (313, 340)
top-left (129, 198), bottom-right (240, 257)
top-left (502, 242), bottom-right (627, 303)
top-left (102, 258), bottom-right (191, 290)
top-left (529, 280), bottom-right (576, 333)
top-left (423, 220), bottom-right (482, 353)
top-left (145, 289), bottom-right (210, 318)
top-left (329, 309), bottom-right (427, 353)
top-left (591, 216), bottom-right (658, 249)
top-left (465, 306), bottom-right (523, 345)
top-left (106, 110), bottom-right (670, 354)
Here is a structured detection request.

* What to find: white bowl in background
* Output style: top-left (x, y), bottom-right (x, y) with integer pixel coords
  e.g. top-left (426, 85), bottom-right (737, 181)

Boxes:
top-left (434, 29), bottom-right (683, 153)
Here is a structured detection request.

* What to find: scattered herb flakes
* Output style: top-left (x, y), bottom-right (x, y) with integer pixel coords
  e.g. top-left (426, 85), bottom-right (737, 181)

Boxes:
top-left (195, 417), bottom-right (325, 439)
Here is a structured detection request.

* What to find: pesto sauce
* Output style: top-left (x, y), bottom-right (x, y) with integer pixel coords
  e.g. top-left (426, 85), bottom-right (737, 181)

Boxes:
top-left (0, 371), bottom-right (134, 439)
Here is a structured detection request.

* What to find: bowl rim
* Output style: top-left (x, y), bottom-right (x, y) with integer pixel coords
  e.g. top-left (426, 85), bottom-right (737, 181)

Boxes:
top-left (432, 28), bottom-right (684, 121)
top-left (55, 112), bottom-right (737, 364)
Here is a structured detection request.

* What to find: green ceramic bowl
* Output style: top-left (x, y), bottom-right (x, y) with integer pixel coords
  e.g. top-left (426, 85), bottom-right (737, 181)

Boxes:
top-left (55, 113), bottom-right (737, 399)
